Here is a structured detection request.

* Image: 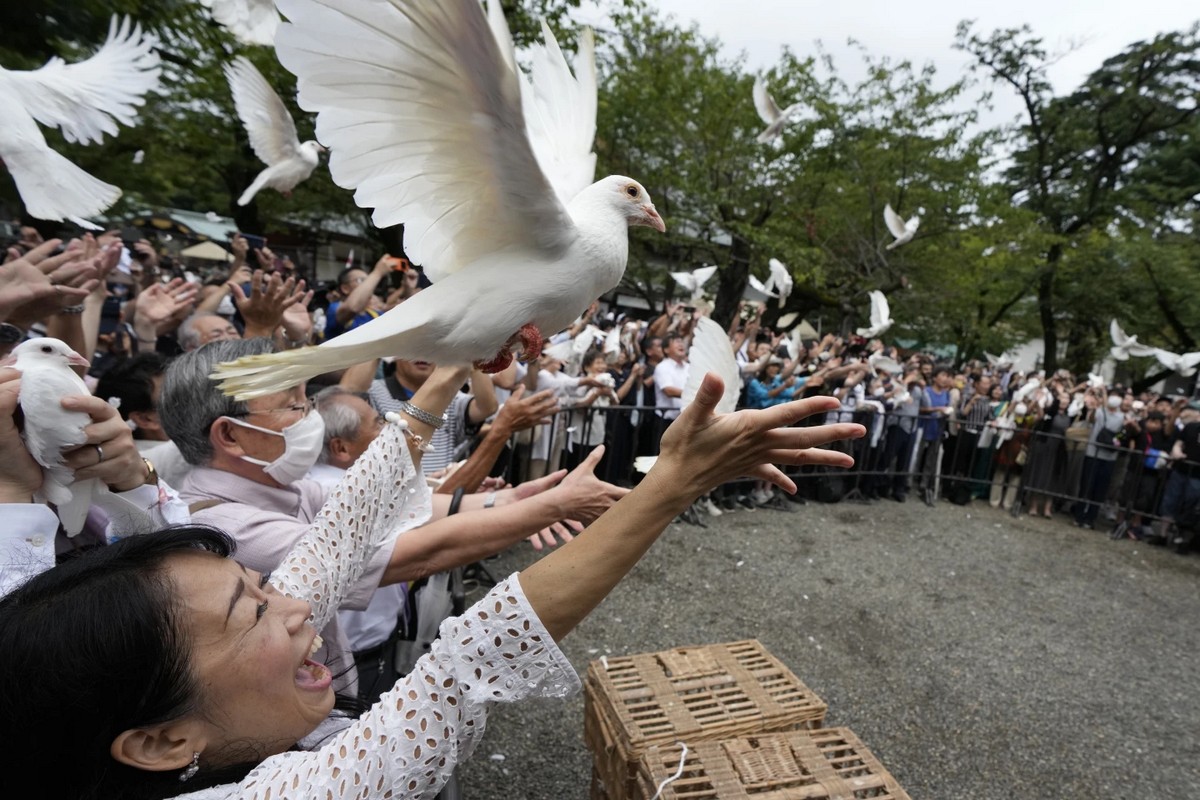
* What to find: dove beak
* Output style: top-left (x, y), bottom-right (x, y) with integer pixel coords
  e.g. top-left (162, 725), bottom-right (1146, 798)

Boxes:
top-left (636, 204), bottom-right (666, 233)
top-left (68, 352), bottom-right (90, 368)
top-left (316, 145), bottom-right (328, 154)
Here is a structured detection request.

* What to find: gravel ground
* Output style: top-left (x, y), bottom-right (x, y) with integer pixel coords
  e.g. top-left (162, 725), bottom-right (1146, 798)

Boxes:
top-left (457, 498), bottom-right (1200, 799)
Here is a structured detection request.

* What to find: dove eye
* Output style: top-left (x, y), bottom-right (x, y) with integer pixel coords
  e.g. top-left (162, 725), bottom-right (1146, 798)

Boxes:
top-left (40, 346), bottom-right (52, 354)
top-left (625, 186), bottom-right (639, 198)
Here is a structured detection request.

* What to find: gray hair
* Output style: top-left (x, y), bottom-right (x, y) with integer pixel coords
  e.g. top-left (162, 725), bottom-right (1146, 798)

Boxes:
top-left (160, 338), bottom-right (276, 465)
top-left (313, 386), bottom-right (371, 465)
top-left (177, 312), bottom-right (224, 352)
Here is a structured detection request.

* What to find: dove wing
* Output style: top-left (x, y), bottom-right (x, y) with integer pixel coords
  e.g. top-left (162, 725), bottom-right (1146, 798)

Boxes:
top-left (274, 0), bottom-right (577, 283)
top-left (3, 16), bottom-right (161, 146)
top-left (225, 57), bottom-right (303, 168)
top-left (682, 317), bottom-right (741, 415)
top-left (882, 204), bottom-right (909, 240)
top-left (520, 21), bottom-right (598, 206)
top-left (752, 76), bottom-right (780, 125)
top-left (869, 291), bottom-right (890, 329)
top-left (692, 265), bottom-right (718, 292)
top-left (1109, 319), bottom-right (1129, 348)
top-left (199, 0), bottom-right (281, 46)
top-left (604, 327), bottom-right (620, 355)
top-left (669, 271), bottom-right (697, 293)
top-left (744, 274), bottom-right (777, 302)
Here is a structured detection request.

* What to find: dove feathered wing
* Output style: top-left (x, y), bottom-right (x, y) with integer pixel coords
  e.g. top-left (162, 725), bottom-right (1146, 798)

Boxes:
top-left (199, 0), bottom-right (281, 46)
top-left (882, 204), bottom-right (909, 240)
top-left (224, 57), bottom-right (303, 168)
top-left (682, 318), bottom-right (741, 415)
top-left (273, 0), bottom-right (577, 283)
top-left (3, 16), bottom-right (161, 146)
top-left (767, 258), bottom-right (793, 304)
top-left (869, 291), bottom-right (890, 331)
top-left (752, 75), bottom-right (781, 125)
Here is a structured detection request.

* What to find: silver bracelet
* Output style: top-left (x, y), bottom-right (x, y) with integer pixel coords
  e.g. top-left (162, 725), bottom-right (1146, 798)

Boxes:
top-left (483, 491), bottom-right (498, 509)
top-left (400, 401), bottom-right (447, 430)
top-left (58, 304), bottom-right (85, 314)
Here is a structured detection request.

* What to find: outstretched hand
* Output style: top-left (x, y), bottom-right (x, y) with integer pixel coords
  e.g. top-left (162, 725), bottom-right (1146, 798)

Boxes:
top-left (651, 373), bottom-right (864, 499)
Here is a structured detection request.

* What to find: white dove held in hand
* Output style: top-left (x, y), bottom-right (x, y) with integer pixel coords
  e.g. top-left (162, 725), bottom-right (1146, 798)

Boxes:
top-left (856, 290), bottom-right (893, 339)
top-left (212, 0), bottom-right (664, 400)
top-left (4, 338), bottom-right (101, 535)
top-left (224, 56), bottom-right (324, 206)
top-left (883, 204), bottom-right (919, 250)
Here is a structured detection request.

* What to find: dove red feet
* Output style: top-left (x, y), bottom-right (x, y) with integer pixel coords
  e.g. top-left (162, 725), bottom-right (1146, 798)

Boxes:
top-left (515, 323), bottom-right (544, 364)
top-left (474, 347), bottom-right (514, 374)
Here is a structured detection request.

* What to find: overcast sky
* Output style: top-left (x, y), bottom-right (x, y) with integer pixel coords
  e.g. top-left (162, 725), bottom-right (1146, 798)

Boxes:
top-left (591, 1), bottom-right (1198, 129)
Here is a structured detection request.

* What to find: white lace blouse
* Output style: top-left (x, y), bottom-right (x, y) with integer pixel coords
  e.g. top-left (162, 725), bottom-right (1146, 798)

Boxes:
top-left (179, 421), bottom-right (580, 799)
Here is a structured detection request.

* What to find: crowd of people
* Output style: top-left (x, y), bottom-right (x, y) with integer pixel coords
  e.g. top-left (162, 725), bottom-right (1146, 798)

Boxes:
top-left (0, 222), bottom-right (1195, 798)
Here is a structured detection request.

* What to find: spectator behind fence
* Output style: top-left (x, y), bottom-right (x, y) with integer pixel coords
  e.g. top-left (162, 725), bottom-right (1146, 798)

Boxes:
top-left (1158, 401), bottom-right (1200, 547)
top-left (1074, 391), bottom-right (1126, 529)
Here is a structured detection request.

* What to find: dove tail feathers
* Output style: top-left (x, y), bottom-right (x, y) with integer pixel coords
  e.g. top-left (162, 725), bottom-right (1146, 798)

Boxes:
top-left (211, 345), bottom-right (362, 400)
top-left (237, 173), bottom-right (269, 207)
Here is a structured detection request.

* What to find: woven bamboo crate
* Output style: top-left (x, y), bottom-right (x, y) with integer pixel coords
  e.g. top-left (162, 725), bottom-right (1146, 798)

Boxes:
top-left (584, 640), bottom-right (827, 800)
top-left (635, 727), bottom-right (912, 800)
top-left (591, 766), bottom-right (611, 800)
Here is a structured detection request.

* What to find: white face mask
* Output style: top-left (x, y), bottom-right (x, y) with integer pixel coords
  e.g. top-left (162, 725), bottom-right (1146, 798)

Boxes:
top-left (1106, 396), bottom-right (1122, 410)
top-left (224, 409), bottom-right (326, 484)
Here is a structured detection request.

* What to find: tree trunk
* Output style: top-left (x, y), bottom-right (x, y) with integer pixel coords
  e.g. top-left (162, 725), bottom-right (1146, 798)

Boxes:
top-left (1037, 245), bottom-right (1061, 373)
top-left (712, 234), bottom-right (751, 330)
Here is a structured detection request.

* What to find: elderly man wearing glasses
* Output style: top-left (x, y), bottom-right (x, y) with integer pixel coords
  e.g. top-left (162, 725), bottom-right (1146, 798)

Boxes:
top-left (159, 338), bottom-right (627, 693)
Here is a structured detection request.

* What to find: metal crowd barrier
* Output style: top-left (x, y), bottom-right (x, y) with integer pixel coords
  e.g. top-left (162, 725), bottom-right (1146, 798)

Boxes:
top-left (494, 404), bottom-right (1200, 549)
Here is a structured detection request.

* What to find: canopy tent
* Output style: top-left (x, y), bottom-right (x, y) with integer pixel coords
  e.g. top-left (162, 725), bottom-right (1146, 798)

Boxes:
top-left (179, 240), bottom-right (232, 262)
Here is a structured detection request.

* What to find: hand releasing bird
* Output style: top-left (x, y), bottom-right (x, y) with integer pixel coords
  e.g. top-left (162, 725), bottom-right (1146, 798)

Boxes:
top-left (198, 0), bottom-right (281, 46)
top-left (752, 76), bottom-right (806, 145)
top-left (224, 57), bottom-right (324, 206)
top-left (634, 318), bottom-right (739, 473)
top-left (855, 290), bottom-right (893, 339)
top-left (1151, 347), bottom-right (1200, 377)
top-left (1109, 319), bottom-right (1157, 361)
top-left (213, 0), bottom-right (663, 399)
top-left (3, 338), bottom-right (101, 535)
top-left (882, 203), bottom-right (919, 250)
top-left (670, 265), bottom-right (718, 301)
top-left (765, 258), bottom-right (793, 307)
top-left (0, 16), bottom-right (160, 228)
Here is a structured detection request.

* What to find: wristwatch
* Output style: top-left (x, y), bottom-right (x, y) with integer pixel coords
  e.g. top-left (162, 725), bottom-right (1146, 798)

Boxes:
top-left (142, 458), bottom-right (159, 486)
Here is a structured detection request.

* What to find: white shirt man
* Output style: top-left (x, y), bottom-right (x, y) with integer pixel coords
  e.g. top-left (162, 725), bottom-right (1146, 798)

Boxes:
top-left (653, 334), bottom-right (689, 420)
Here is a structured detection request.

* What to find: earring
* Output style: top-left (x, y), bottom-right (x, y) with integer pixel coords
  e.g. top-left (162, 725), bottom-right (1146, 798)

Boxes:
top-left (179, 751), bottom-right (200, 782)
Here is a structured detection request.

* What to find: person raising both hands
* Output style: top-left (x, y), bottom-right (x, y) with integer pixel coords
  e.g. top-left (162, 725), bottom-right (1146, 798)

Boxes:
top-left (0, 373), bottom-right (862, 799)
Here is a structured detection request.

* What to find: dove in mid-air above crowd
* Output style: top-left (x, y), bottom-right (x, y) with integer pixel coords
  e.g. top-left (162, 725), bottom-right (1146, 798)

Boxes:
top-left (1151, 347), bottom-right (1200, 377)
top-left (0, 16), bottom-right (161, 228)
top-left (743, 274), bottom-right (778, 304)
top-left (2, 339), bottom-right (101, 535)
top-left (856, 290), bottom-right (894, 339)
top-left (1109, 319), bottom-right (1157, 361)
top-left (634, 317), bottom-right (740, 474)
top-left (198, 0), bottom-right (281, 46)
top-left (765, 258), bottom-right (793, 307)
top-left (868, 353), bottom-right (904, 375)
top-left (224, 57), bottom-right (325, 207)
top-left (882, 204), bottom-right (920, 250)
top-left (213, 0), bottom-right (663, 399)
top-left (670, 265), bottom-right (718, 301)
top-left (752, 76), bottom-right (806, 145)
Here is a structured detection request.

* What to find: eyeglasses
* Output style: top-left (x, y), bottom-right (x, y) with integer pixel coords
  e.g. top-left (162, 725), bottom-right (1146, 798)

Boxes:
top-left (229, 398), bottom-right (314, 418)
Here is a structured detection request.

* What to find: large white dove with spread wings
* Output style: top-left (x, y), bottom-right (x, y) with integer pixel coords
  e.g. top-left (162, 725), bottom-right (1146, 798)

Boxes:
top-left (743, 274), bottom-right (778, 304)
top-left (752, 76), bottom-right (806, 145)
top-left (1151, 347), bottom-right (1200, 377)
top-left (199, 0), bottom-right (281, 46)
top-left (883, 203), bottom-right (919, 250)
top-left (213, 0), bottom-right (663, 399)
top-left (1109, 319), bottom-right (1157, 361)
top-left (856, 290), bottom-right (893, 339)
top-left (634, 317), bottom-right (739, 474)
top-left (0, 16), bottom-right (160, 228)
top-left (670, 265), bottom-right (718, 301)
top-left (224, 57), bottom-right (324, 206)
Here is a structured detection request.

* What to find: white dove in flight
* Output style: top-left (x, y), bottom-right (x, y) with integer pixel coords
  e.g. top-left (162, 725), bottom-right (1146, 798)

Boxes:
top-left (743, 274), bottom-right (778, 304)
top-left (0, 16), bottom-right (161, 228)
top-left (752, 76), bottom-right (806, 145)
top-left (868, 353), bottom-right (904, 375)
top-left (670, 265), bottom-right (718, 300)
top-left (634, 317), bottom-right (739, 473)
top-left (883, 203), bottom-right (920, 250)
top-left (1151, 347), bottom-right (1200, 377)
top-left (1109, 319), bottom-right (1157, 361)
top-left (198, 0), bottom-right (281, 46)
top-left (213, 0), bottom-right (663, 399)
top-left (765, 258), bottom-right (793, 307)
top-left (224, 57), bottom-right (324, 206)
top-left (3, 338), bottom-right (101, 535)
top-left (856, 290), bottom-right (894, 339)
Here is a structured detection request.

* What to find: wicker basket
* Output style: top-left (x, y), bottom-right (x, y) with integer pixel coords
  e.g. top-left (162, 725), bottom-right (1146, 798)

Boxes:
top-left (584, 640), bottom-right (827, 800)
top-left (636, 727), bottom-right (912, 799)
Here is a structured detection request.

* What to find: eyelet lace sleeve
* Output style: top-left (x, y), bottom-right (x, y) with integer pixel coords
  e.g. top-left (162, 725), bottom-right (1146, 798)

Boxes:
top-left (269, 420), bottom-right (432, 629)
top-left (180, 574), bottom-right (580, 800)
